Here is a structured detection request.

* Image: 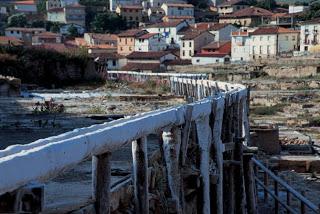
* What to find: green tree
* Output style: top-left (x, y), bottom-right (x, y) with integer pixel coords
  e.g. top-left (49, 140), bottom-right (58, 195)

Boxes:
top-left (68, 25), bottom-right (79, 37)
top-left (7, 13), bottom-right (27, 27)
top-left (91, 12), bottom-right (127, 33)
top-left (37, 0), bottom-right (47, 13)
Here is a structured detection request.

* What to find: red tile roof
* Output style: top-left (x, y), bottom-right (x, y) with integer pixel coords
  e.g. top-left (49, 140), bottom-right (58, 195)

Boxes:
top-left (194, 53), bottom-right (229, 57)
top-left (201, 41), bottom-right (231, 53)
top-left (13, 0), bottom-right (35, 5)
top-left (191, 22), bottom-right (230, 31)
top-left (218, 0), bottom-right (249, 7)
top-left (221, 6), bottom-right (273, 18)
top-left (118, 29), bottom-right (148, 37)
top-left (127, 51), bottom-right (172, 59)
top-left (36, 31), bottom-right (60, 38)
top-left (138, 33), bottom-right (158, 39)
top-left (251, 26), bottom-right (299, 35)
top-left (0, 36), bottom-right (23, 46)
top-left (86, 33), bottom-right (118, 41)
top-left (121, 63), bottom-right (160, 71)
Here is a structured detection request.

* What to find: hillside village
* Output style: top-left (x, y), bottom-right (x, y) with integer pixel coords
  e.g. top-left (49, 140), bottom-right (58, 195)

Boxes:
top-left (0, 0), bottom-right (318, 72)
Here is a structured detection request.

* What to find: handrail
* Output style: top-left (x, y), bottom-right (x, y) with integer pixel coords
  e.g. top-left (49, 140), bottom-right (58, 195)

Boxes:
top-left (0, 72), bottom-right (249, 213)
top-left (252, 157), bottom-right (319, 213)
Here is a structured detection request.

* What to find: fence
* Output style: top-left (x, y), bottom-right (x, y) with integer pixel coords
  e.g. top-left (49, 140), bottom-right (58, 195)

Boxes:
top-left (252, 158), bottom-right (320, 214)
top-left (0, 73), bottom-right (252, 213)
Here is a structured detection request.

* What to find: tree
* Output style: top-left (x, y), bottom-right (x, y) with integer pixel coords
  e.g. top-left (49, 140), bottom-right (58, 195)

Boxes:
top-left (90, 12), bottom-right (127, 33)
top-left (68, 25), bottom-right (79, 37)
top-left (37, 0), bottom-right (47, 14)
top-left (7, 13), bottom-right (27, 27)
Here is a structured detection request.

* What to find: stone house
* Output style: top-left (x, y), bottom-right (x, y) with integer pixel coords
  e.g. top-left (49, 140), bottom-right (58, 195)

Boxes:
top-left (134, 33), bottom-right (167, 52)
top-left (191, 22), bottom-right (238, 41)
top-left (5, 27), bottom-right (46, 44)
top-left (217, 0), bottom-right (249, 15)
top-left (300, 18), bottom-right (320, 53)
top-left (32, 32), bottom-right (62, 45)
top-left (231, 27), bottom-right (254, 62)
top-left (219, 6), bottom-right (273, 27)
top-left (180, 30), bottom-right (215, 59)
top-left (161, 3), bottom-right (194, 17)
top-left (84, 33), bottom-right (118, 46)
top-left (115, 5), bottom-right (144, 28)
top-left (117, 29), bottom-right (148, 55)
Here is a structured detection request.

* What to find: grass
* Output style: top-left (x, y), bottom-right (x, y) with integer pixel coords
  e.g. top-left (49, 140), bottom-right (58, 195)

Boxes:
top-left (250, 103), bottom-right (287, 116)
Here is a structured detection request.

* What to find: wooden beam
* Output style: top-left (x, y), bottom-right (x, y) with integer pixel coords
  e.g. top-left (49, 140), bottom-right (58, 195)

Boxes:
top-left (93, 153), bottom-right (111, 214)
top-left (162, 127), bottom-right (183, 214)
top-left (132, 137), bottom-right (149, 214)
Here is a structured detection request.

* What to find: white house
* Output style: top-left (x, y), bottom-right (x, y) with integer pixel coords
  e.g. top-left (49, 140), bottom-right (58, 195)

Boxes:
top-left (14, 0), bottom-right (37, 14)
top-left (145, 20), bottom-right (188, 47)
top-left (289, 5), bottom-right (309, 14)
top-left (300, 18), bottom-right (320, 53)
top-left (231, 27), bottom-right (254, 62)
top-left (192, 53), bottom-right (230, 65)
top-left (135, 33), bottom-right (167, 51)
top-left (161, 3), bottom-right (194, 17)
top-left (250, 26), bottom-right (299, 59)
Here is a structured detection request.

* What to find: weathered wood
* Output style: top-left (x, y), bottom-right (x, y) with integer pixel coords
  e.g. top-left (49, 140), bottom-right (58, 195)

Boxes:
top-left (162, 127), bottom-right (183, 214)
top-left (195, 115), bottom-right (212, 214)
top-left (243, 154), bottom-right (257, 214)
top-left (211, 100), bottom-right (225, 214)
top-left (93, 153), bottom-right (111, 214)
top-left (132, 137), bottom-right (149, 214)
top-left (180, 105), bottom-right (193, 166)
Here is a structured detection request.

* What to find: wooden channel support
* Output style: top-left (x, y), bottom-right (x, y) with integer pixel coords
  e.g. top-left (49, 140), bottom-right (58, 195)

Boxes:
top-left (132, 137), bottom-right (149, 214)
top-left (162, 127), bottom-right (184, 214)
top-left (93, 153), bottom-right (112, 214)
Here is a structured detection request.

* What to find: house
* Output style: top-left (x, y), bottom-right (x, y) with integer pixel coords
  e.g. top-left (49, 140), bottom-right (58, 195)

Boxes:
top-left (117, 29), bottom-right (148, 55)
top-left (269, 13), bottom-right (295, 28)
top-left (94, 53), bottom-right (127, 71)
top-left (0, 36), bottom-right (24, 46)
top-left (161, 3), bottom-right (194, 17)
top-left (192, 40), bottom-right (231, 65)
top-left (13, 0), bottom-right (37, 14)
top-left (162, 15), bottom-right (195, 24)
top-left (219, 6), bottom-right (273, 27)
top-left (231, 27), bottom-right (254, 62)
top-left (180, 30), bottom-right (215, 59)
top-left (32, 32), bottom-right (62, 45)
top-left (147, 7), bottom-right (165, 23)
top-left (5, 27), bottom-right (46, 44)
top-left (250, 26), bottom-right (299, 59)
top-left (109, 0), bottom-right (141, 11)
top-left (217, 0), bottom-right (249, 15)
top-left (46, 0), bottom-right (79, 10)
top-left (191, 22), bottom-right (238, 41)
top-left (84, 33), bottom-right (118, 46)
top-left (115, 5), bottom-right (144, 28)
top-left (289, 5), bottom-right (309, 14)
top-left (47, 3), bottom-right (86, 27)
top-left (145, 20), bottom-right (188, 47)
top-left (123, 51), bottom-right (177, 72)
top-left (135, 33), bottom-right (167, 51)
top-left (300, 18), bottom-right (320, 53)
top-left (60, 23), bottom-right (85, 35)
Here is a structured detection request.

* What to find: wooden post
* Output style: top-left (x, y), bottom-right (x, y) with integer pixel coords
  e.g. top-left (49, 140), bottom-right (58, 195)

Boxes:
top-left (195, 115), bottom-right (212, 214)
top-left (162, 127), bottom-right (183, 214)
top-left (243, 154), bottom-right (257, 214)
top-left (92, 153), bottom-right (111, 214)
top-left (274, 171), bottom-right (279, 214)
top-left (132, 137), bottom-right (149, 214)
top-left (211, 101), bottom-right (225, 214)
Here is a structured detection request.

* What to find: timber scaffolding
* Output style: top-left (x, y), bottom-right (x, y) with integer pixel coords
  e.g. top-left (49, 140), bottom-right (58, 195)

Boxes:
top-left (0, 71), bottom-right (316, 214)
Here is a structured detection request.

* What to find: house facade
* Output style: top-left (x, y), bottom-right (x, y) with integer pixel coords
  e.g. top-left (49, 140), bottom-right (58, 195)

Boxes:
top-left (250, 27), bottom-right (299, 59)
top-left (145, 20), bottom-right (188, 47)
top-left (231, 28), bottom-right (254, 62)
top-left (217, 0), bottom-right (249, 15)
top-left (47, 3), bottom-right (85, 26)
top-left (180, 31), bottom-right (215, 59)
top-left (300, 18), bottom-right (320, 53)
top-left (117, 29), bottom-right (148, 55)
top-left (219, 6), bottom-right (273, 27)
top-left (134, 33), bottom-right (167, 51)
top-left (32, 32), bottom-right (62, 45)
top-left (5, 27), bottom-right (46, 44)
top-left (161, 3), bottom-right (194, 17)
top-left (84, 33), bottom-right (118, 46)
top-left (115, 5), bottom-right (144, 28)
top-left (192, 22), bottom-right (238, 41)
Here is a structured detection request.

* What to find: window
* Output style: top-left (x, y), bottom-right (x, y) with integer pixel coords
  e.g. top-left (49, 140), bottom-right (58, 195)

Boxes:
top-left (120, 47), bottom-right (123, 51)
top-left (129, 16), bottom-right (133, 20)
top-left (183, 42), bottom-right (185, 47)
top-left (267, 36), bottom-right (270, 41)
top-left (112, 60), bottom-right (116, 66)
top-left (216, 59), bottom-right (219, 62)
top-left (260, 36), bottom-right (262, 41)
top-left (285, 36), bottom-right (289, 41)
top-left (292, 36), bottom-right (295, 41)
top-left (189, 50), bottom-right (192, 56)
top-left (259, 46), bottom-right (262, 54)
top-left (189, 42), bottom-right (192, 47)
top-left (125, 38), bottom-right (127, 45)
top-left (183, 50), bottom-right (185, 56)
top-left (129, 47), bottom-right (132, 51)
top-left (196, 59), bottom-right (200, 62)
